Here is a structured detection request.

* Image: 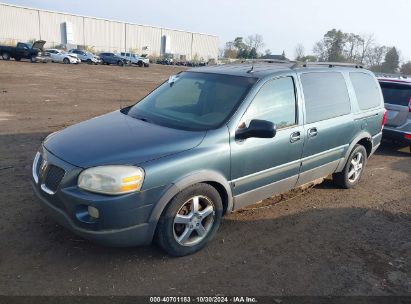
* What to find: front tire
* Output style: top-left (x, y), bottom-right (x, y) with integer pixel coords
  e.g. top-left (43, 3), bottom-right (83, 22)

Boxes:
top-left (333, 144), bottom-right (367, 189)
top-left (63, 58), bottom-right (70, 64)
top-left (117, 60), bottom-right (124, 66)
top-left (30, 55), bottom-right (37, 63)
top-left (156, 183), bottom-right (223, 256)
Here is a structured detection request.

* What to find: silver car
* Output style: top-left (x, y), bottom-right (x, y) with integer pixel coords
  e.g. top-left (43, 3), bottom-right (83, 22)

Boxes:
top-left (378, 76), bottom-right (411, 150)
top-left (68, 49), bottom-right (101, 64)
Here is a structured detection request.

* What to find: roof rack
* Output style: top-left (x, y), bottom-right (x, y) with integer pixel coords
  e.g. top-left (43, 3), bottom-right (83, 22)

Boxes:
top-left (295, 62), bottom-right (365, 69)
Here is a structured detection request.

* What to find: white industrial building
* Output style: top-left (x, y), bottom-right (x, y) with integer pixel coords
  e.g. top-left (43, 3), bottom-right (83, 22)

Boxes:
top-left (0, 2), bottom-right (219, 60)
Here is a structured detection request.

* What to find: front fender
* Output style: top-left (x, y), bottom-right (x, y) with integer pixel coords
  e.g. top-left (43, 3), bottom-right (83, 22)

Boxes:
top-left (145, 170), bottom-right (233, 243)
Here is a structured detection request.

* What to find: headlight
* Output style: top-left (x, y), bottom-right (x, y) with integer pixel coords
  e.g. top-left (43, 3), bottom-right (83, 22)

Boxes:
top-left (78, 166), bottom-right (144, 195)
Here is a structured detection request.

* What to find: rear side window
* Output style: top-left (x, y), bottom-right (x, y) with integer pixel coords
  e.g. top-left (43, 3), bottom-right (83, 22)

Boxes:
top-left (380, 82), bottom-right (411, 106)
top-left (301, 72), bottom-right (351, 123)
top-left (350, 73), bottom-right (382, 110)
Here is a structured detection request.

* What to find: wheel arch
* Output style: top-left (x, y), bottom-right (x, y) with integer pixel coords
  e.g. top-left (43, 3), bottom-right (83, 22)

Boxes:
top-left (336, 131), bottom-right (373, 172)
top-left (148, 170), bottom-right (233, 224)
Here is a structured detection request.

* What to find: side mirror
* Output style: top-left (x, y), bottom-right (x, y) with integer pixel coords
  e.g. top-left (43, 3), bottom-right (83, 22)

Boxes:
top-left (235, 119), bottom-right (276, 140)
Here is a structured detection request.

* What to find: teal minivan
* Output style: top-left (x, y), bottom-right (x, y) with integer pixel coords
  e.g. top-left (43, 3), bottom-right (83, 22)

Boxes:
top-left (32, 62), bottom-right (386, 256)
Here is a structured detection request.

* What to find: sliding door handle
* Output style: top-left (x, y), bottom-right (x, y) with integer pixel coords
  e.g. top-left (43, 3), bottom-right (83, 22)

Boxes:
top-left (290, 131), bottom-right (301, 143)
top-left (308, 127), bottom-right (318, 137)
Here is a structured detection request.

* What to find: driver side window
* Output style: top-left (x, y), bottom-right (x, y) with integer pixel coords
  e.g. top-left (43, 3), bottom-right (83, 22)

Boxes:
top-left (242, 76), bottom-right (297, 129)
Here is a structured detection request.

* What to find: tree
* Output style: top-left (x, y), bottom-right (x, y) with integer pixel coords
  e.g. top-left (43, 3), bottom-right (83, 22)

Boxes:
top-left (234, 37), bottom-right (250, 59)
top-left (381, 47), bottom-right (400, 73)
top-left (249, 47), bottom-right (257, 59)
top-left (313, 30), bottom-right (377, 64)
top-left (300, 55), bottom-right (317, 62)
top-left (223, 41), bottom-right (237, 59)
top-left (313, 29), bottom-right (347, 62)
top-left (264, 49), bottom-right (272, 56)
top-left (400, 61), bottom-right (411, 75)
top-left (366, 46), bottom-right (388, 72)
top-left (358, 34), bottom-right (375, 64)
top-left (223, 35), bottom-right (265, 59)
top-left (245, 34), bottom-right (265, 54)
top-left (294, 43), bottom-right (305, 61)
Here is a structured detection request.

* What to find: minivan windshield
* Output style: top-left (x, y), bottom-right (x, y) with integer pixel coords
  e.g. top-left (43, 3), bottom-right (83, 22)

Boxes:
top-left (127, 72), bottom-right (257, 131)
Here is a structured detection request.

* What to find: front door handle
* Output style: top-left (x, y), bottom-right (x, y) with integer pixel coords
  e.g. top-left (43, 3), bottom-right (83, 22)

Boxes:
top-left (308, 127), bottom-right (318, 137)
top-left (290, 131), bottom-right (301, 143)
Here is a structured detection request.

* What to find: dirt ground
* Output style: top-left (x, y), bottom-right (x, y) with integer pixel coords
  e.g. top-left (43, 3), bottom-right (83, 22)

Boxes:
top-left (0, 60), bottom-right (410, 296)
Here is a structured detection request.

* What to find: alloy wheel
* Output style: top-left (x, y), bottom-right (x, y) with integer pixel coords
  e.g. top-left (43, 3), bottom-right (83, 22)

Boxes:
top-left (348, 152), bottom-right (363, 183)
top-left (173, 195), bottom-right (215, 246)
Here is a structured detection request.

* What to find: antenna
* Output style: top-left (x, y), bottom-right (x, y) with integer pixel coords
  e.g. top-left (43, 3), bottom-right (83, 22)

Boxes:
top-left (247, 62), bottom-right (255, 73)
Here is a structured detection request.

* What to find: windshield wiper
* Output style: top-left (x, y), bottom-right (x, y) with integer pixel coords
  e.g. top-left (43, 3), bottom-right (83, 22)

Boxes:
top-left (133, 115), bottom-right (152, 123)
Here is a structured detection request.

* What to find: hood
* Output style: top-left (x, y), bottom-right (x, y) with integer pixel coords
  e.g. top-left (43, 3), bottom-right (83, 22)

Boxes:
top-left (31, 40), bottom-right (46, 50)
top-left (44, 110), bottom-right (206, 168)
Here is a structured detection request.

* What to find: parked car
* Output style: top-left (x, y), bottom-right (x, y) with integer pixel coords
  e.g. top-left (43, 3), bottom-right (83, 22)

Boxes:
top-left (0, 40), bottom-right (50, 63)
top-left (31, 62), bottom-right (385, 256)
top-left (68, 49), bottom-right (101, 64)
top-left (119, 52), bottom-right (149, 67)
top-left (378, 76), bottom-right (411, 151)
top-left (47, 49), bottom-right (81, 64)
top-left (99, 53), bottom-right (127, 66)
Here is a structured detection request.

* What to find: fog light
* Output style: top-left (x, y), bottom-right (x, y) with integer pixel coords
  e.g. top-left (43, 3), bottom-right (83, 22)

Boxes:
top-left (88, 206), bottom-right (99, 219)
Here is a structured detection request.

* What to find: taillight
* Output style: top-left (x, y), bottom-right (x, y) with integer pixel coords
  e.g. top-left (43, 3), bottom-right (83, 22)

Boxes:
top-left (408, 97), bottom-right (411, 112)
top-left (381, 109), bottom-right (387, 130)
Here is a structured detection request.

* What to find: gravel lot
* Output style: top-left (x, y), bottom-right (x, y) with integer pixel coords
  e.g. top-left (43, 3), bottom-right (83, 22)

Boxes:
top-left (0, 60), bottom-right (410, 296)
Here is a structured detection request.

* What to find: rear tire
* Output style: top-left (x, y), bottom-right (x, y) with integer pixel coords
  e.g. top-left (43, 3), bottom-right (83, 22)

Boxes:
top-left (2, 52), bottom-right (10, 60)
top-left (14, 57), bottom-right (21, 61)
top-left (63, 58), bottom-right (70, 64)
top-left (333, 144), bottom-right (367, 189)
top-left (156, 183), bottom-right (223, 256)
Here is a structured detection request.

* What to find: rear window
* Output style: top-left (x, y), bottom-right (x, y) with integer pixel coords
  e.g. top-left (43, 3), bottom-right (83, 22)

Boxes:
top-left (379, 82), bottom-right (411, 106)
top-left (301, 72), bottom-right (351, 123)
top-left (350, 73), bottom-right (382, 110)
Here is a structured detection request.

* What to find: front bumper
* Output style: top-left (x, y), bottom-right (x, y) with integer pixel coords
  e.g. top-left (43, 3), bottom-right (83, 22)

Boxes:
top-left (69, 58), bottom-right (81, 64)
top-left (31, 147), bottom-right (167, 246)
top-left (32, 182), bottom-right (153, 246)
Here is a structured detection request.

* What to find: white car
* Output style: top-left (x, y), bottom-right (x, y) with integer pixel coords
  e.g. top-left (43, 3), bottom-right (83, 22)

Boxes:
top-left (46, 49), bottom-right (81, 64)
top-left (119, 52), bottom-right (149, 67)
top-left (68, 49), bottom-right (101, 64)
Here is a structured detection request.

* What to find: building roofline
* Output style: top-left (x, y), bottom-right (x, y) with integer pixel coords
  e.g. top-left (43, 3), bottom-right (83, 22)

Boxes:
top-left (0, 2), bottom-right (218, 38)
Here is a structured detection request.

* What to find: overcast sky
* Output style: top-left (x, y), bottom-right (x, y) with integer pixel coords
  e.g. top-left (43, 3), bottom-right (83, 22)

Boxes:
top-left (4, 0), bottom-right (411, 61)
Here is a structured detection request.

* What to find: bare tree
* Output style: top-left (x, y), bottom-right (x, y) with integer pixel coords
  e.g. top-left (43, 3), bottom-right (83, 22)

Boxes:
top-left (294, 43), bottom-right (305, 60)
top-left (245, 34), bottom-right (265, 53)
top-left (223, 41), bottom-right (238, 59)
top-left (359, 34), bottom-right (375, 64)
top-left (365, 45), bottom-right (388, 70)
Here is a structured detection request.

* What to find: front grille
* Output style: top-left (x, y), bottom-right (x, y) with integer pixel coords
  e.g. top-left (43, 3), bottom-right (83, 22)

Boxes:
top-left (44, 165), bottom-right (65, 192)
